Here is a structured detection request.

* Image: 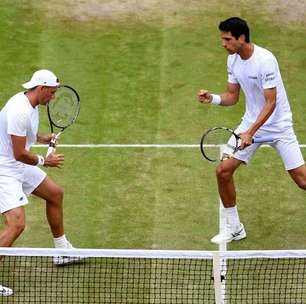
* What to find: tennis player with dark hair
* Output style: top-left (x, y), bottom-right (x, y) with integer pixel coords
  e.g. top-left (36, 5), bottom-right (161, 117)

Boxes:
top-left (0, 70), bottom-right (81, 296)
top-left (198, 17), bottom-right (306, 244)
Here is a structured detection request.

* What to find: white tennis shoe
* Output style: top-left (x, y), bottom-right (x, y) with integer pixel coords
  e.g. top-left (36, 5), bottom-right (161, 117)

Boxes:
top-left (210, 223), bottom-right (246, 244)
top-left (0, 285), bottom-right (13, 296)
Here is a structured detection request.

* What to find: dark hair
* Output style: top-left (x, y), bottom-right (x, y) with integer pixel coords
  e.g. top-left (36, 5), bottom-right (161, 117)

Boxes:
top-left (218, 17), bottom-right (250, 42)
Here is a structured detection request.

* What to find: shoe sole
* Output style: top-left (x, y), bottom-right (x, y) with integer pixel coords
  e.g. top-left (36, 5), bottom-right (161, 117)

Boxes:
top-left (232, 232), bottom-right (247, 241)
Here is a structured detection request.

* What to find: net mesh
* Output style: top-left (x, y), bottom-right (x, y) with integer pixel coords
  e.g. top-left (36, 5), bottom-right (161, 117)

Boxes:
top-left (1, 249), bottom-right (306, 303)
top-left (0, 249), bottom-right (214, 303)
top-left (224, 257), bottom-right (306, 303)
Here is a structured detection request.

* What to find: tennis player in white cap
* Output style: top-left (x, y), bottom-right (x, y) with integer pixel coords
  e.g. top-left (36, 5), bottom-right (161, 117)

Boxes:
top-left (0, 70), bottom-right (82, 296)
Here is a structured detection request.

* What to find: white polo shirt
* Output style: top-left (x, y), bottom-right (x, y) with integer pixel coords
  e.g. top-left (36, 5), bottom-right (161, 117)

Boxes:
top-left (0, 92), bottom-right (39, 180)
top-left (227, 44), bottom-right (293, 133)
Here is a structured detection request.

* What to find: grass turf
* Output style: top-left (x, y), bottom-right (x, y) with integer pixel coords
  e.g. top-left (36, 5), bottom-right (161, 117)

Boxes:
top-left (0, 0), bottom-right (305, 252)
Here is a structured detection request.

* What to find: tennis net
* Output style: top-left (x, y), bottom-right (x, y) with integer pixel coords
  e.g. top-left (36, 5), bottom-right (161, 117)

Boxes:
top-left (0, 248), bottom-right (306, 303)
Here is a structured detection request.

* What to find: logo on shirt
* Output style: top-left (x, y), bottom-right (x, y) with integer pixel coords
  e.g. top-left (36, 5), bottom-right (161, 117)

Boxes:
top-left (265, 72), bottom-right (275, 82)
top-left (248, 76), bottom-right (258, 80)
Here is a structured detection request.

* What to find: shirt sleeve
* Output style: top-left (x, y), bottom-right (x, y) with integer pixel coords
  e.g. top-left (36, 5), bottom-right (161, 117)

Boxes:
top-left (227, 55), bottom-right (239, 84)
top-left (261, 57), bottom-right (278, 89)
top-left (7, 107), bottom-right (29, 137)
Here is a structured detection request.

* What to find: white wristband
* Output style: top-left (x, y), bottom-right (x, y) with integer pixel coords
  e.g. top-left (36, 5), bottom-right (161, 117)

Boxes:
top-left (211, 94), bottom-right (222, 105)
top-left (36, 155), bottom-right (45, 167)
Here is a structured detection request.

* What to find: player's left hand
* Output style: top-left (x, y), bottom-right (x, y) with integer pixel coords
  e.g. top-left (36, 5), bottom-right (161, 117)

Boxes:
top-left (37, 133), bottom-right (55, 144)
top-left (198, 89), bottom-right (212, 104)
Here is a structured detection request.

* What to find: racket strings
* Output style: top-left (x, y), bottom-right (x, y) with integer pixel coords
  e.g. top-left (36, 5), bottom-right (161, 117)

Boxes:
top-left (50, 99), bottom-right (78, 124)
top-left (48, 87), bottom-right (80, 128)
top-left (201, 128), bottom-right (237, 162)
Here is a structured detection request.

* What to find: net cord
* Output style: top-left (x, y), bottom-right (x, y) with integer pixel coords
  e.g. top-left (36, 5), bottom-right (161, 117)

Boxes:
top-left (0, 247), bottom-right (306, 259)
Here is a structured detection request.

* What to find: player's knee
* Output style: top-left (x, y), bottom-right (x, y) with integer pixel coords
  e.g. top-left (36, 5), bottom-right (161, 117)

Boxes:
top-left (50, 185), bottom-right (64, 203)
top-left (216, 164), bottom-right (232, 181)
top-left (14, 222), bottom-right (25, 236)
top-left (57, 186), bottom-right (64, 201)
top-left (8, 218), bottom-right (25, 237)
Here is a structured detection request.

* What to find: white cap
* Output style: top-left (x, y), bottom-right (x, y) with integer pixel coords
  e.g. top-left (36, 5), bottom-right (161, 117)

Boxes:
top-left (22, 69), bottom-right (60, 89)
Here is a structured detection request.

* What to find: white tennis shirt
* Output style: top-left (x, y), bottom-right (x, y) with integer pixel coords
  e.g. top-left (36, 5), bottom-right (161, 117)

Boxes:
top-left (227, 44), bottom-right (292, 132)
top-left (0, 92), bottom-right (39, 179)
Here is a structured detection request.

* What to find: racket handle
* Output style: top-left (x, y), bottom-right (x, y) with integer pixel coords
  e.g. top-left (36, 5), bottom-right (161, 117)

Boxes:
top-left (46, 146), bottom-right (55, 157)
top-left (46, 132), bottom-right (61, 157)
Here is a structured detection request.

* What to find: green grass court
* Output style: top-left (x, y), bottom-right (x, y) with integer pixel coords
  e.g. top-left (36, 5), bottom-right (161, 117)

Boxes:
top-left (0, 0), bottom-right (306, 252)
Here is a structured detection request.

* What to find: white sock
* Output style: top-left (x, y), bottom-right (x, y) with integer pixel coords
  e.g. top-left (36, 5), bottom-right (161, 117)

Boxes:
top-left (224, 206), bottom-right (240, 227)
top-left (53, 235), bottom-right (73, 249)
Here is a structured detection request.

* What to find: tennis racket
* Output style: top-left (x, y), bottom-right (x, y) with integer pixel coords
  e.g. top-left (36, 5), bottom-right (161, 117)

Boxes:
top-left (200, 127), bottom-right (274, 162)
top-left (46, 85), bottom-right (80, 157)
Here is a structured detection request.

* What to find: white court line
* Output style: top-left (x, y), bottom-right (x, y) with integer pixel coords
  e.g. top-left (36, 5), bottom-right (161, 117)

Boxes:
top-left (34, 144), bottom-right (198, 148)
top-left (32, 143), bottom-right (306, 148)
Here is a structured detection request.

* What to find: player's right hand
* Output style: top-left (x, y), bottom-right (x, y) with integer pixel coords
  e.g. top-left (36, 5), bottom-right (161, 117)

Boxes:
top-left (44, 153), bottom-right (64, 168)
top-left (238, 132), bottom-right (253, 150)
top-left (198, 89), bottom-right (212, 104)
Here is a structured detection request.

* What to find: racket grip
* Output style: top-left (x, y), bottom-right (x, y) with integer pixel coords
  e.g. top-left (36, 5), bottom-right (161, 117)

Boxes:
top-left (46, 146), bottom-right (55, 157)
top-left (46, 139), bottom-right (56, 157)
top-left (46, 132), bottom-right (61, 157)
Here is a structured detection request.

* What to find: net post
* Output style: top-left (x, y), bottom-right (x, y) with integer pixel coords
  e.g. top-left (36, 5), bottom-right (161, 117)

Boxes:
top-left (218, 144), bottom-right (227, 304)
top-left (213, 252), bottom-right (223, 304)
top-left (219, 144), bottom-right (227, 252)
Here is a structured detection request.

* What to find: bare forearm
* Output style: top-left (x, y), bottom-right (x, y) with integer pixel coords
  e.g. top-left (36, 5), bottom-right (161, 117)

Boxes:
top-left (14, 150), bottom-right (40, 166)
top-left (198, 91), bottom-right (239, 106)
top-left (14, 148), bottom-right (64, 168)
top-left (247, 88), bottom-right (277, 136)
top-left (247, 101), bottom-right (276, 136)
top-left (198, 83), bottom-right (240, 106)
top-left (236, 87), bottom-right (277, 150)
top-left (11, 135), bottom-right (63, 168)
top-left (219, 92), bottom-right (239, 106)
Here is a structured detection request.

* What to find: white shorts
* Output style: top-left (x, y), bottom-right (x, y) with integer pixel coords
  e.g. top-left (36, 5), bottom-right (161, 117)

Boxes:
top-left (225, 123), bottom-right (305, 171)
top-left (0, 165), bottom-right (46, 213)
